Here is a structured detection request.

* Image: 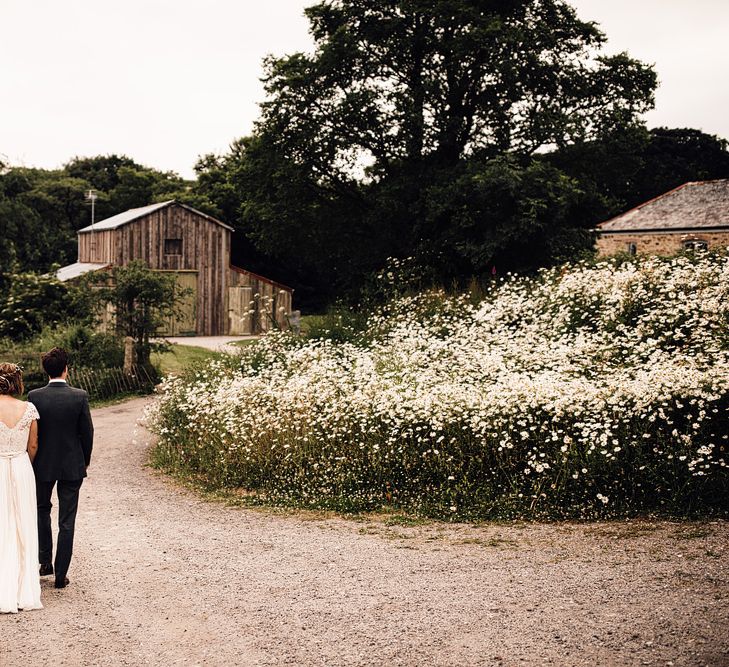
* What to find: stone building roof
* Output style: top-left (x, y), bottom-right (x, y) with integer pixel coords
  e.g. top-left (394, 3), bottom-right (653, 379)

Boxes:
top-left (597, 180), bottom-right (729, 233)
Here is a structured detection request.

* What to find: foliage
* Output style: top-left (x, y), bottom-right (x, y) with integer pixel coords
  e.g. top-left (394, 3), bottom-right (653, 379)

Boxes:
top-left (0, 168), bottom-right (85, 271)
top-left (0, 321), bottom-right (128, 394)
top-left (0, 156), bottom-right (200, 274)
top-left (405, 156), bottom-right (592, 280)
top-left (83, 261), bottom-right (188, 369)
top-left (63, 155), bottom-right (200, 218)
top-left (262, 0), bottom-right (655, 180)
top-left (54, 324), bottom-right (126, 369)
top-left (546, 125), bottom-right (729, 227)
top-left (147, 250), bottom-right (729, 520)
top-left (196, 0), bottom-right (658, 305)
top-left (0, 271), bottom-right (77, 340)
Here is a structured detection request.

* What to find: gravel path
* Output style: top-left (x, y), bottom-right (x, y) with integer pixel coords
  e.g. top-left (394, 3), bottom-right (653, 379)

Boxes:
top-left (163, 336), bottom-right (258, 354)
top-left (1, 398), bottom-right (727, 666)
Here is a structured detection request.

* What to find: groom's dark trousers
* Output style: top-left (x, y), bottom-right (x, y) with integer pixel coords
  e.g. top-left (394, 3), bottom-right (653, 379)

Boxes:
top-left (28, 381), bottom-right (94, 581)
top-left (35, 479), bottom-right (83, 576)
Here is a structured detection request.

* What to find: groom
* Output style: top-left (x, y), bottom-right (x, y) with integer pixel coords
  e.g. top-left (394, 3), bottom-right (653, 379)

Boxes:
top-left (28, 347), bottom-right (94, 589)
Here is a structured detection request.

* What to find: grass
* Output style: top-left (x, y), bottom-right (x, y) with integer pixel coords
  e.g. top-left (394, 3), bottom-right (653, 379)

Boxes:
top-left (673, 525), bottom-right (713, 540)
top-left (383, 514), bottom-right (431, 527)
top-left (229, 338), bottom-right (260, 349)
top-left (151, 343), bottom-right (224, 376)
top-left (299, 314), bottom-right (323, 336)
top-left (89, 391), bottom-right (151, 409)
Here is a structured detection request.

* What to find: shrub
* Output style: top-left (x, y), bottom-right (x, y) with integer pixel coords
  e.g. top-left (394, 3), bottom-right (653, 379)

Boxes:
top-left (147, 250), bottom-right (729, 519)
top-left (54, 324), bottom-right (125, 369)
top-left (0, 272), bottom-right (74, 340)
top-left (0, 322), bottom-right (133, 396)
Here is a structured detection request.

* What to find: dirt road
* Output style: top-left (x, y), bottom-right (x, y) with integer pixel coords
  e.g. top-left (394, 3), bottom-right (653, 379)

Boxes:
top-left (1, 398), bottom-right (727, 666)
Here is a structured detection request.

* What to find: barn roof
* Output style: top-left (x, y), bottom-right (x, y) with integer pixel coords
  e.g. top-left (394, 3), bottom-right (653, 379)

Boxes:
top-left (597, 180), bottom-right (729, 233)
top-left (56, 262), bottom-right (110, 282)
top-left (77, 200), bottom-right (234, 233)
top-left (230, 265), bottom-right (294, 293)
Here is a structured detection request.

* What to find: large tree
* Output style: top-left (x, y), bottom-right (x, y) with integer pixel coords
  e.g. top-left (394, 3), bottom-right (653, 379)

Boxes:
top-left (235, 0), bottom-right (657, 298)
top-left (260, 1), bottom-right (655, 181)
top-left (0, 168), bottom-right (86, 271)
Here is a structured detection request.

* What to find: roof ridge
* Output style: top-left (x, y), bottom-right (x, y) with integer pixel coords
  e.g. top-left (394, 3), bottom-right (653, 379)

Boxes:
top-left (128, 200), bottom-right (172, 211)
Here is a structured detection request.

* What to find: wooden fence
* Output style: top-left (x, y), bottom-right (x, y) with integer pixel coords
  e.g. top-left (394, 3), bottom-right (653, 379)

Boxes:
top-left (68, 365), bottom-right (156, 401)
top-left (6, 354), bottom-right (154, 401)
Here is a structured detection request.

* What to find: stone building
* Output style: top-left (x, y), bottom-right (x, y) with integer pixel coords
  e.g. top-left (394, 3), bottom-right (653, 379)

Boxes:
top-left (594, 180), bottom-right (729, 257)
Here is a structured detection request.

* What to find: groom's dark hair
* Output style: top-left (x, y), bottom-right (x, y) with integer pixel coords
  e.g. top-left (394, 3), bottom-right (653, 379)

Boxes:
top-left (41, 347), bottom-right (69, 378)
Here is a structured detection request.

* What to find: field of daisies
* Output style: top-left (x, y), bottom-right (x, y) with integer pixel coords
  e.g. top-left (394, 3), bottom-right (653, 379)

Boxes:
top-left (147, 251), bottom-right (729, 519)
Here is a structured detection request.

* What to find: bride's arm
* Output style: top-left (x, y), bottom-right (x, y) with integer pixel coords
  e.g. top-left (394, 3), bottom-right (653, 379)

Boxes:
top-left (27, 420), bottom-right (38, 463)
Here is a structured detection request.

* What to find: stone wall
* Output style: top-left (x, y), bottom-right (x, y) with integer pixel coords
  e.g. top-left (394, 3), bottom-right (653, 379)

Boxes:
top-left (596, 231), bottom-right (729, 257)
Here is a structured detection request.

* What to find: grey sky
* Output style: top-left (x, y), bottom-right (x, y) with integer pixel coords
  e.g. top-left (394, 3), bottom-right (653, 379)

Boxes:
top-left (2, 0), bottom-right (727, 180)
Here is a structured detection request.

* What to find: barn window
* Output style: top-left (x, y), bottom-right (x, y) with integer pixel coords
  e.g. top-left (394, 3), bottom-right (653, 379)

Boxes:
top-left (164, 239), bottom-right (183, 255)
top-left (626, 242), bottom-right (637, 255)
top-left (683, 239), bottom-right (708, 251)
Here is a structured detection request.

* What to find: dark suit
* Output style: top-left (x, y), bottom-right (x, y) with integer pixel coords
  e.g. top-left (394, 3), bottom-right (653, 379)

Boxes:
top-left (28, 381), bottom-right (94, 581)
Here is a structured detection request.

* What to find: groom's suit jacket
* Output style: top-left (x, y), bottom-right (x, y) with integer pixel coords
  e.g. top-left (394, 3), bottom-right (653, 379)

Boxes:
top-left (28, 382), bottom-right (94, 482)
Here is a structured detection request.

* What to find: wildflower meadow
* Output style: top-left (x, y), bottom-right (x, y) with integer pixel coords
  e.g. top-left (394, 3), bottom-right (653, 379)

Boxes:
top-left (148, 251), bottom-right (729, 520)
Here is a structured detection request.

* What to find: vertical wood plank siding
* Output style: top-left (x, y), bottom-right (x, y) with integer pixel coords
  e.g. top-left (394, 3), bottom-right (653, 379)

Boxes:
top-left (77, 203), bottom-right (292, 335)
top-left (78, 230), bottom-right (116, 263)
top-left (229, 267), bottom-right (293, 332)
top-left (78, 204), bottom-right (235, 335)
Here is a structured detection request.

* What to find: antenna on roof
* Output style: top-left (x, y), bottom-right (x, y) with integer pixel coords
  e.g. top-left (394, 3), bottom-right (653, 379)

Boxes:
top-left (85, 189), bottom-right (98, 259)
top-left (85, 189), bottom-right (97, 227)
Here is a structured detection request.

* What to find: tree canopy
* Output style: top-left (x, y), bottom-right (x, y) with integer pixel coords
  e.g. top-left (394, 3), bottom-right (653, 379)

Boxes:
top-left (262, 0), bottom-right (656, 185)
top-left (0, 155), bottom-right (217, 274)
top-left (206, 0), bottom-right (659, 304)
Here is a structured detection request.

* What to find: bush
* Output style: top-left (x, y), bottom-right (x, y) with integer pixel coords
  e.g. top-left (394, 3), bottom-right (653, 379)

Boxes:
top-left (0, 272), bottom-right (75, 340)
top-left (54, 324), bottom-right (125, 369)
top-left (147, 250), bottom-right (729, 519)
top-left (0, 323), bottom-right (132, 396)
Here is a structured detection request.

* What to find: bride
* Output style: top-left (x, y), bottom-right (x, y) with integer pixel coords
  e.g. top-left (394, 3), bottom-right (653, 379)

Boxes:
top-left (0, 363), bottom-right (42, 613)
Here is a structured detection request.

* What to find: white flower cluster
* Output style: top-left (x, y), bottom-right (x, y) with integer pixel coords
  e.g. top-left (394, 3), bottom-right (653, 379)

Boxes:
top-left (148, 251), bottom-right (729, 518)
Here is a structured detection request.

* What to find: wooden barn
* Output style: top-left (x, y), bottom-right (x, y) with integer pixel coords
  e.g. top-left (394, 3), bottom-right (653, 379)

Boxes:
top-left (56, 200), bottom-right (293, 336)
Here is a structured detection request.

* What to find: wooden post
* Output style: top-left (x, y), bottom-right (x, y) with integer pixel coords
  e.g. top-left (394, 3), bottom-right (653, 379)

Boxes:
top-left (290, 310), bottom-right (301, 335)
top-left (123, 336), bottom-right (136, 375)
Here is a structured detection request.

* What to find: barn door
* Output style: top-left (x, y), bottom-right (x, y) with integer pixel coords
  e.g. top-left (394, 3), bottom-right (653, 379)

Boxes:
top-left (228, 286), bottom-right (253, 335)
top-left (158, 272), bottom-right (198, 336)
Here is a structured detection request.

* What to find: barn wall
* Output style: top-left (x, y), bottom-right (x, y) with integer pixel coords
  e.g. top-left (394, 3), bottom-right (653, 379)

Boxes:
top-left (596, 230), bottom-right (729, 257)
top-left (229, 267), bottom-right (293, 333)
top-left (78, 230), bottom-right (116, 263)
top-left (79, 204), bottom-right (232, 335)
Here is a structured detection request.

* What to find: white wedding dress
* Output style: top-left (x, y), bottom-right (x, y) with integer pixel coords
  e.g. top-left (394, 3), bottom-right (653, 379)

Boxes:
top-left (0, 402), bottom-right (42, 613)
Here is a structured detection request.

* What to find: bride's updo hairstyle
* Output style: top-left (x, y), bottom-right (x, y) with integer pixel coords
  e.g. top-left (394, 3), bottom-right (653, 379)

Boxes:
top-left (0, 363), bottom-right (24, 396)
